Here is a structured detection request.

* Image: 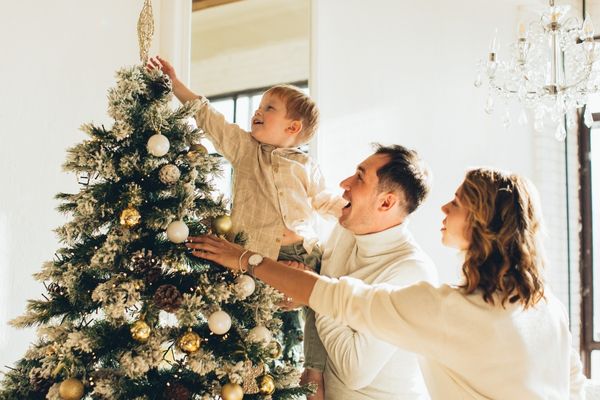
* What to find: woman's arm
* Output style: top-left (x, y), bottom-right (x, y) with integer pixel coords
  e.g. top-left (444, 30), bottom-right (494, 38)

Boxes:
top-left (186, 235), bottom-right (319, 305)
top-left (187, 235), bottom-right (445, 358)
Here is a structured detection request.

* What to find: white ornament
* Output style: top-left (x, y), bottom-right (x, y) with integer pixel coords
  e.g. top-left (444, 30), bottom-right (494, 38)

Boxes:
top-left (159, 164), bottom-right (181, 185)
top-left (147, 134), bottom-right (170, 157)
top-left (248, 325), bottom-right (272, 345)
top-left (166, 220), bottom-right (189, 243)
top-left (208, 310), bottom-right (232, 335)
top-left (235, 275), bottom-right (256, 299)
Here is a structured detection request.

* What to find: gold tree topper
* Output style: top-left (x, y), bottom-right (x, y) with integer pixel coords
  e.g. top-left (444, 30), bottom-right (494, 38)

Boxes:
top-left (137, 0), bottom-right (154, 63)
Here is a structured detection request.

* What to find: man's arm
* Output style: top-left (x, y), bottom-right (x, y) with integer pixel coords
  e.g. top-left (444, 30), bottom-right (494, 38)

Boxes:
top-left (315, 263), bottom-right (435, 390)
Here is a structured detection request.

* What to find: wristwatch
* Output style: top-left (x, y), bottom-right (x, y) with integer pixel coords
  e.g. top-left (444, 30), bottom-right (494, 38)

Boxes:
top-left (247, 253), bottom-right (264, 277)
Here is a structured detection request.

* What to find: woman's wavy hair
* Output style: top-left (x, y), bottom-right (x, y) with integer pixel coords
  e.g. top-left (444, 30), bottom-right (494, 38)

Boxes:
top-left (459, 168), bottom-right (545, 308)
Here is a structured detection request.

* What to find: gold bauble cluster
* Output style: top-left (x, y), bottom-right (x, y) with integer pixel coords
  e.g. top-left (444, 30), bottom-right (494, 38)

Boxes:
top-left (177, 330), bottom-right (201, 354)
top-left (119, 205), bottom-right (141, 228)
top-left (187, 143), bottom-right (208, 161)
top-left (130, 320), bottom-right (151, 342)
top-left (257, 374), bottom-right (276, 395)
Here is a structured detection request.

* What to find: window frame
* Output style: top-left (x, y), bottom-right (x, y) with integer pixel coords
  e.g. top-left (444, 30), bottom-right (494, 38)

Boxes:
top-left (579, 106), bottom-right (600, 378)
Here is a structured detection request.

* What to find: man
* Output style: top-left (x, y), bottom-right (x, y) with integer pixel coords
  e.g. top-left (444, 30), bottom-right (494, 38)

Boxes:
top-left (188, 144), bottom-right (437, 399)
top-left (302, 144), bottom-right (437, 400)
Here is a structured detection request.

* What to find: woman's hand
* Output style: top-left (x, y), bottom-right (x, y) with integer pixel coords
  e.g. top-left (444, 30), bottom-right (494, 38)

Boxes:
top-left (186, 235), bottom-right (245, 272)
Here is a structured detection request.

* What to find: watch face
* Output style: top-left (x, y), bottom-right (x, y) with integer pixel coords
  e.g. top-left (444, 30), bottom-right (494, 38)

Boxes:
top-left (248, 253), bottom-right (264, 266)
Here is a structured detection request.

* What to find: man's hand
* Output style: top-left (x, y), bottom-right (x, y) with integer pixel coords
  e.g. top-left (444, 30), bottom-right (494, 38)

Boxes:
top-left (301, 368), bottom-right (325, 400)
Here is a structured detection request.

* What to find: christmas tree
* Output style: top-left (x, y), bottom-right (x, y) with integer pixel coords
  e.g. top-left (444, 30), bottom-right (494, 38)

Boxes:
top-left (0, 5), bottom-right (311, 400)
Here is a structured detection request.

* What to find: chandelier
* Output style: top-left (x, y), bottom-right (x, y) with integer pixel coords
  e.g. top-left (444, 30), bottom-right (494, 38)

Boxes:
top-left (476, 0), bottom-right (598, 140)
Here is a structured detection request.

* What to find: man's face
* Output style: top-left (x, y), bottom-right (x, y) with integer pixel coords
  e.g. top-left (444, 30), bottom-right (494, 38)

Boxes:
top-left (338, 153), bottom-right (391, 234)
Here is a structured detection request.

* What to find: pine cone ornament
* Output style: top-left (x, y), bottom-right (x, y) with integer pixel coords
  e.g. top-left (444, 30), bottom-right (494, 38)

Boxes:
top-left (145, 266), bottom-right (164, 285)
top-left (153, 284), bottom-right (183, 312)
top-left (163, 383), bottom-right (191, 400)
top-left (148, 74), bottom-right (172, 100)
top-left (29, 369), bottom-right (51, 393)
top-left (46, 282), bottom-right (65, 297)
top-left (131, 250), bottom-right (161, 275)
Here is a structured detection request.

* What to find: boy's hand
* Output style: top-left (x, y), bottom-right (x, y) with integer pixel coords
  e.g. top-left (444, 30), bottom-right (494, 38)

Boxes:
top-left (147, 56), bottom-right (177, 82)
top-left (146, 55), bottom-right (199, 104)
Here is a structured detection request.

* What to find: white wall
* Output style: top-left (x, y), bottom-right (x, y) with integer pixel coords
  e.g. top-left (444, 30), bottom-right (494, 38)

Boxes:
top-left (312, 0), bottom-right (534, 284)
top-left (0, 0), bottom-right (190, 372)
top-left (190, 0), bottom-right (310, 96)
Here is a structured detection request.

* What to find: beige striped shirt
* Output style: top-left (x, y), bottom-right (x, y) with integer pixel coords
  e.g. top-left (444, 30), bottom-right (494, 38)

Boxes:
top-left (195, 97), bottom-right (346, 259)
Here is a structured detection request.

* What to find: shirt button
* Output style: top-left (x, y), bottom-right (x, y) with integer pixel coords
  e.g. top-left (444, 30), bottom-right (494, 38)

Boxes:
top-left (273, 167), bottom-right (279, 173)
top-left (279, 191), bottom-right (283, 196)
top-left (275, 238), bottom-right (281, 243)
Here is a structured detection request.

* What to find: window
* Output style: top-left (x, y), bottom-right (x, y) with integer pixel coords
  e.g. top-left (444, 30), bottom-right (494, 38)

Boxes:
top-left (579, 96), bottom-right (600, 379)
top-left (203, 83), bottom-right (309, 201)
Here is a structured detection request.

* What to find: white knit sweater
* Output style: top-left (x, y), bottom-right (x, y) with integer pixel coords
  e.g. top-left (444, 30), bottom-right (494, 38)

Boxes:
top-left (309, 273), bottom-right (586, 399)
top-left (316, 223), bottom-right (437, 400)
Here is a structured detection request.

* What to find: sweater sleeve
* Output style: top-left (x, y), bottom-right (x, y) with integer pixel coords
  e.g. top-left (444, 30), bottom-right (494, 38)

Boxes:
top-left (308, 161), bottom-right (347, 218)
top-left (194, 97), bottom-right (255, 166)
top-left (310, 276), bottom-right (446, 358)
top-left (569, 345), bottom-right (586, 399)
top-left (314, 263), bottom-right (435, 390)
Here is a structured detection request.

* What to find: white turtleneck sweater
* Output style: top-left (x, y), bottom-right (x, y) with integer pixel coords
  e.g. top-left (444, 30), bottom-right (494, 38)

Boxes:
top-left (310, 268), bottom-right (586, 399)
top-left (315, 222), bottom-right (438, 400)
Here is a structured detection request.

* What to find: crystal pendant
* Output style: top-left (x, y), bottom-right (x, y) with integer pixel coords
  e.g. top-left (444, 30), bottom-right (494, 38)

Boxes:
top-left (517, 85), bottom-right (527, 101)
top-left (474, 74), bottom-right (482, 88)
top-left (503, 109), bottom-right (511, 128)
top-left (584, 106), bottom-right (594, 127)
top-left (534, 117), bottom-right (545, 132)
top-left (484, 96), bottom-right (495, 114)
top-left (555, 123), bottom-right (567, 141)
top-left (518, 109), bottom-right (528, 125)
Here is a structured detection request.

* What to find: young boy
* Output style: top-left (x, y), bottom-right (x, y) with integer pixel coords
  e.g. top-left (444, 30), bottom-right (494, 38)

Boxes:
top-left (149, 56), bottom-right (342, 399)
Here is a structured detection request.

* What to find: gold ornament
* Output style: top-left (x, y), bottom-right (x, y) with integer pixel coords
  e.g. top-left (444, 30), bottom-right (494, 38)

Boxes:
top-left (137, 0), bottom-right (154, 63)
top-left (177, 330), bottom-right (201, 354)
top-left (221, 382), bottom-right (244, 400)
top-left (267, 340), bottom-right (283, 359)
top-left (189, 143), bottom-right (208, 154)
top-left (130, 320), bottom-right (151, 342)
top-left (257, 374), bottom-right (276, 395)
top-left (212, 215), bottom-right (233, 235)
top-left (120, 205), bottom-right (141, 228)
top-left (58, 378), bottom-right (84, 400)
top-left (187, 143), bottom-right (208, 163)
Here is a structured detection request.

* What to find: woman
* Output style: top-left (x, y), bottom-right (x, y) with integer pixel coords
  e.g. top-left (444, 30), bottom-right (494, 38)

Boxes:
top-left (187, 168), bottom-right (585, 399)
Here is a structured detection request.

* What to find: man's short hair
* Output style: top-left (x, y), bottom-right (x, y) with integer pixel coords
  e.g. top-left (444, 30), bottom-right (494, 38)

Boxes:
top-left (373, 143), bottom-right (431, 214)
top-left (264, 84), bottom-right (319, 146)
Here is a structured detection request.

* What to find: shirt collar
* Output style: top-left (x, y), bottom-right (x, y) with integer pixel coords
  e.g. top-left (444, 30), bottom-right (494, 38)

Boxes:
top-left (259, 143), bottom-right (304, 155)
top-left (353, 220), bottom-right (412, 258)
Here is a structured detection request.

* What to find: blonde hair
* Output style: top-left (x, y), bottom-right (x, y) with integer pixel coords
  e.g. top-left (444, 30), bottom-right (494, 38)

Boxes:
top-left (459, 168), bottom-right (545, 308)
top-left (264, 84), bottom-right (319, 146)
